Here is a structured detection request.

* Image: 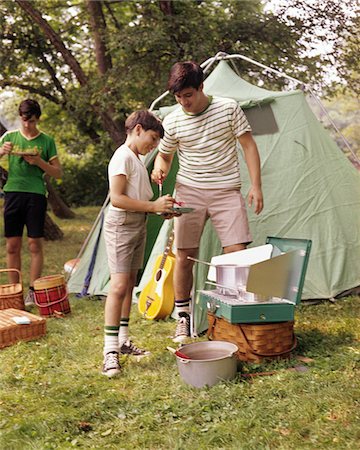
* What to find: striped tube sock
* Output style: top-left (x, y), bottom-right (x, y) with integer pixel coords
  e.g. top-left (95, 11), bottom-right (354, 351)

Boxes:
top-left (103, 325), bottom-right (120, 356)
top-left (118, 317), bottom-right (129, 347)
top-left (175, 298), bottom-right (191, 317)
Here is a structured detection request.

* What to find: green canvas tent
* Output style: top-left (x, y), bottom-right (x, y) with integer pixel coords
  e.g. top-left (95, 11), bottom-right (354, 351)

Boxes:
top-left (68, 56), bottom-right (360, 334)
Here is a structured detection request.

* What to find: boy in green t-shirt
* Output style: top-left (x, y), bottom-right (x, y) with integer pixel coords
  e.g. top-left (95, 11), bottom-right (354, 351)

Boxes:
top-left (0, 99), bottom-right (63, 304)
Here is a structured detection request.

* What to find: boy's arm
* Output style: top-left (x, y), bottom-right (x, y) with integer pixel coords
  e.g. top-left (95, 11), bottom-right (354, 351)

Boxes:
top-left (0, 134), bottom-right (12, 158)
top-left (23, 154), bottom-right (63, 179)
top-left (151, 151), bottom-right (174, 184)
top-left (238, 132), bottom-right (263, 215)
top-left (110, 174), bottom-right (175, 214)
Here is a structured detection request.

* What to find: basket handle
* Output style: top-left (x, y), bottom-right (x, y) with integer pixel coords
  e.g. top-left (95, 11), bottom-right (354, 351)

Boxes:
top-left (0, 268), bottom-right (22, 285)
top-left (34, 292), bottom-right (68, 308)
top-left (206, 313), bottom-right (217, 339)
top-left (237, 324), bottom-right (297, 357)
top-left (206, 314), bottom-right (297, 357)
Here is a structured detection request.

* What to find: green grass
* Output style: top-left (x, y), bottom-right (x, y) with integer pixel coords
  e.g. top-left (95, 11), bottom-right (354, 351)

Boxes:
top-left (0, 205), bottom-right (359, 449)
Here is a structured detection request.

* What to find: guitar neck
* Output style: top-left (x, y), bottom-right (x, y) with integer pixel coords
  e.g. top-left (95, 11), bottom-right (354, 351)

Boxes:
top-left (159, 230), bottom-right (174, 270)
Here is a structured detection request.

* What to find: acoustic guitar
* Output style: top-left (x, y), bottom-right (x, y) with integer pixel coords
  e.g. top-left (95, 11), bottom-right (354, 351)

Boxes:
top-left (138, 230), bottom-right (175, 320)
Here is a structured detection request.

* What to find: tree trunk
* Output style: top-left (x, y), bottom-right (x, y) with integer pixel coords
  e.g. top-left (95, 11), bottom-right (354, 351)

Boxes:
top-left (15, 0), bottom-right (88, 86)
top-left (45, 176), bottom-right (75, 219)
top-left (44, 214), bottom-right (64, 241)
top-left (86, 0), bottom-right (112, 75)
top-left (16, 0), bottom-right (125, 147)
top-left (0, 120), bottom-right (7, 136)
top-left (159, 1), bottom-right (173, 15)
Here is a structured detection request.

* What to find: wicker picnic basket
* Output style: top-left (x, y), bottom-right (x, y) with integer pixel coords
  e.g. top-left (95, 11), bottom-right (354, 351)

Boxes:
top-left (0, 269), bottom-right (24, 311)
top-left (207, 313), bottom-right (297, 363)
top-left (0, 308), bottom-right (46, 349)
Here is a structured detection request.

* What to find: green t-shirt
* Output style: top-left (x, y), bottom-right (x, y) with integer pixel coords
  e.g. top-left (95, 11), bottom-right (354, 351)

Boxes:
top-left (0, 130), bottom-right (58, 195)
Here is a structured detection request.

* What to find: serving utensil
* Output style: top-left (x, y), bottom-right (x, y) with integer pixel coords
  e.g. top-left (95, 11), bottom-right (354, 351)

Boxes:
top-left (166, 346), bottom-right (191, 359)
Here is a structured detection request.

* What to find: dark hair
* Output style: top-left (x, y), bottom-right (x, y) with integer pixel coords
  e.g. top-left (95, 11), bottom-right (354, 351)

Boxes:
top-left (167, 61), bottom-right (204, 94)
top-left (18, 99), bottom-right (41, 120)
top-left (125, 110), bottom-right (164, 138)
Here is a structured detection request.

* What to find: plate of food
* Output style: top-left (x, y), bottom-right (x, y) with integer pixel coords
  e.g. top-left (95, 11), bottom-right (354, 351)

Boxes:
top-left (171, 207), bottom-right (195, 213)
top-left (11, 150), bottom-right (38, 156)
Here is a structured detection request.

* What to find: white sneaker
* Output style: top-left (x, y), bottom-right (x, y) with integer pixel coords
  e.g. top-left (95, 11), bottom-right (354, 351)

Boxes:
top-left (24, 289), bottom-right (35, 306)
top-left (173, 313), bottom-right (190, 343)
top-left (119, 340), bottom-right (151, 358)
top-left (102, 352), bottom-right (121, 378)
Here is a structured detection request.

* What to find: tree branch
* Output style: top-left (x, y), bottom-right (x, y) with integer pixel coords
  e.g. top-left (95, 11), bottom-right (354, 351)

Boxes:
top-left (0, 80), bottom-right (61, 104)
top-left (15, 0), bottom-right (88, 86)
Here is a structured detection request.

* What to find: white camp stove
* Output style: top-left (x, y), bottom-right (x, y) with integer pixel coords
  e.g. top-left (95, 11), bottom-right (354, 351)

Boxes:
top-left (198, 237), bottom-right (312, 324)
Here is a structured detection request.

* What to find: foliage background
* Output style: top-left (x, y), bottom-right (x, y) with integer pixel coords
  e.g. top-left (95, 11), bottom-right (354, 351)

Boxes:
top-left (0, 0), bottom-right (359, 206)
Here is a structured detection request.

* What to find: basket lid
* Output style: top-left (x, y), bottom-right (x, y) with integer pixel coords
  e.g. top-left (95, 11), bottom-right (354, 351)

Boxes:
top-left (34, 275), bottom-right (65, 290)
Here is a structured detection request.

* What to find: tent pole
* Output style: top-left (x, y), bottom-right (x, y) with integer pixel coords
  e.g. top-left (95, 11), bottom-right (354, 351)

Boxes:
top-left (220, 53), bottom-right (308, 86)
top-left (307, 89), bottom-right (360, 164)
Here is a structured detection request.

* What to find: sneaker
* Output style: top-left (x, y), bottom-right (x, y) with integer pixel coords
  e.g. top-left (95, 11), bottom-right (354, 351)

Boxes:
top-left (119, 340), bottom-right (151, 358)
top-left (172, 312), bottom-right (190, 343)
top-left (102, 352), bottom-right (121, 378)
top-left (24, 289), bottom-right (35, 306)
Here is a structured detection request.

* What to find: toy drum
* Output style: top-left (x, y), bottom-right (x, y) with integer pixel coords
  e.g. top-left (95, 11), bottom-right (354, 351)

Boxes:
top-left (34, 274), bottom-right (71, 317)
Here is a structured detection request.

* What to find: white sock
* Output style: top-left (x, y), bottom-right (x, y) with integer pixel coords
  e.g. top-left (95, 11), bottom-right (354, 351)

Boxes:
top-left (118, 317), bottom-right (129, 347)
top-left (175, 298), bottom-right (191, 317)
top-left (103, 326), bottom-right (119, 356)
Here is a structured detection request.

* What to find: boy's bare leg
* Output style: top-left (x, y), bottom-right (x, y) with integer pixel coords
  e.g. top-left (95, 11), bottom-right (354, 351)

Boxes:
top-left (28, 237), bottom-right (44, 285)
top-left (6, 236), bottom-right (22, 283)
top-left (173, 247), bottom-right (198, 300)
top-left (120, 271), bottom-right (137, 318)
top-left (105, 272), bottom-right (130, 326)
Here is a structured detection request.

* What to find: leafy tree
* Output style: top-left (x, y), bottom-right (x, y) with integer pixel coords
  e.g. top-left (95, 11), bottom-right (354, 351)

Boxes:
top-left (0, 0), bottom-right (358, 205)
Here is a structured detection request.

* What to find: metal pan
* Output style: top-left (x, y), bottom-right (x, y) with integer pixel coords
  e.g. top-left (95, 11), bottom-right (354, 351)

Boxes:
top-left (187, 256), bottom-right (250, 293)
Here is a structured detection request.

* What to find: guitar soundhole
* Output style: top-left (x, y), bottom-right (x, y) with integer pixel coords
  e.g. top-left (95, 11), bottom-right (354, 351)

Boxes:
top-left (155, 269), bottom-right (162, 282)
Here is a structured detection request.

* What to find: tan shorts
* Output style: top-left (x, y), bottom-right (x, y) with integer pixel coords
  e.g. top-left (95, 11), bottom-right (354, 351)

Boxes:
top-left (174, 183), bottom-right (252, 249)
top-left (104, 209), bottom-right (147, 274)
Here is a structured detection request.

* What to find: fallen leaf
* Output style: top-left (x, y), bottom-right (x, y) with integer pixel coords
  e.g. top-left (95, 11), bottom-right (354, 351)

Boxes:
top-left (326, 412), bottom-right (339, 421)
top-left (278, 428), bottom-right (291, 436)
top-left (296, 355), bottom-right (315, 363)
top-left (78, 421), bottom-right (92, 432)
top-left (101, 428), bottom-right (112, 436)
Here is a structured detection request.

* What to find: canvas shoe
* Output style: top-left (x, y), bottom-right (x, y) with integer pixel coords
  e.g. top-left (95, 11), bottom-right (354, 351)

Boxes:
top-left (24, 289), bottom-right (35, 306)
top-left (102, 352), bottom-right (121, 378)
top-left (119, 340), bottom-right (151, 359)
top-left (172, 312), bottom-right (190, 343)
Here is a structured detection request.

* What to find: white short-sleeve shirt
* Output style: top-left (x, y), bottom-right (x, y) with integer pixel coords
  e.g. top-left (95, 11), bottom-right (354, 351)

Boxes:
top-left (108, 144), bottom-right (153, 211)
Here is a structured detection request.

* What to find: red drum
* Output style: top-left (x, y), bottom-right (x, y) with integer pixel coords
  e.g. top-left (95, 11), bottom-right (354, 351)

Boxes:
top-left (34, 275), bottom-right (71, 317)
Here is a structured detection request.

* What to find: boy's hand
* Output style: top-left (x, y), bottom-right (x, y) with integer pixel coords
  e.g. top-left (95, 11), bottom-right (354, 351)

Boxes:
top-left (248, 185), bottom-right (263, 215)
top-left (151, 168), bottom-right (165, 185)
top-left (23, 151), bottom-right (40, 166)
top-left (153, 194), bottom-right (175, 213)
top-left (0, 142), bottom-right (13, 156)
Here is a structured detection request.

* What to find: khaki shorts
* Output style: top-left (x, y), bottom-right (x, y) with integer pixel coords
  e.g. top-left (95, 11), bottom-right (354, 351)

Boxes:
top-left (174, 183), bottom-right (252, 249)
top-left (104, 209), bottom-right (147, 274)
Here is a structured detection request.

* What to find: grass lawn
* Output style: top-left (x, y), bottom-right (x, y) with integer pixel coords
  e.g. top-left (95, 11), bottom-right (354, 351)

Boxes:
top-left (0, 205), bottom-right (359, 449)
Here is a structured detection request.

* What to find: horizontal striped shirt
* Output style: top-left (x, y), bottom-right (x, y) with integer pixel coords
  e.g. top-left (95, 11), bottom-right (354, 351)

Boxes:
top-left (158, 96), bottom-right (251, 188)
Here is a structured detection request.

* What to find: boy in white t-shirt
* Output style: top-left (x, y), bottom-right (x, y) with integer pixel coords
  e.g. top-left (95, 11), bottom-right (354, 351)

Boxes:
top-left (102, 110), bottom-right (176, 377)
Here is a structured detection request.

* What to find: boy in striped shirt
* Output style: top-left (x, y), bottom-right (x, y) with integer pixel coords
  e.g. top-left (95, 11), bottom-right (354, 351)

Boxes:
top-left (151, 61), bottom-right (263, 342)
